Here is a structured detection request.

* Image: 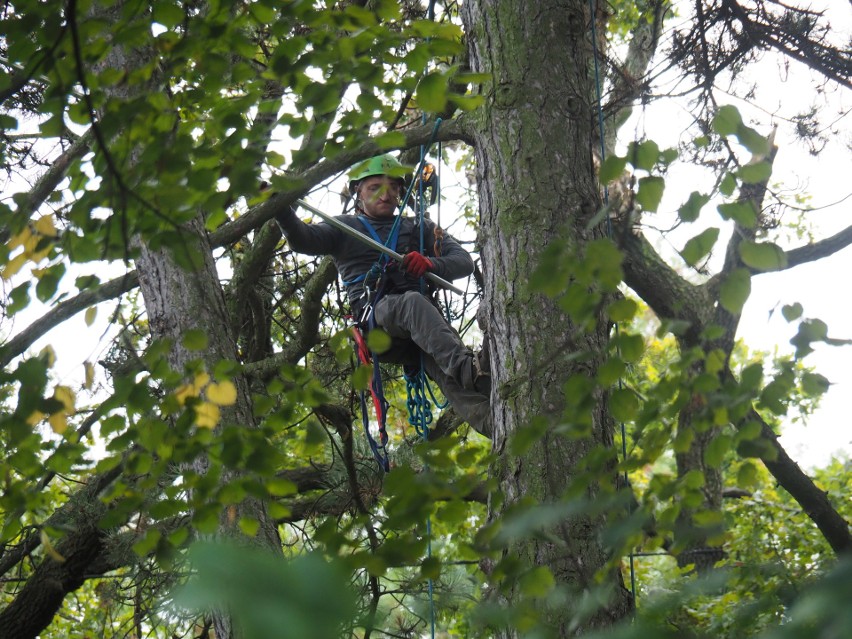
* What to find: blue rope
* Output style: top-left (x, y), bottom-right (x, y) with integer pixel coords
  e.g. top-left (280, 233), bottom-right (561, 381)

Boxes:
top-left (588, 0), bottom-right (637, 608)
top-left (419, 6), bottom-right (438, 633)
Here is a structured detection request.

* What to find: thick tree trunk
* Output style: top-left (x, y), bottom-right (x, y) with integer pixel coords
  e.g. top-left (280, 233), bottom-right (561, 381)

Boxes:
top-left (463, 1), bottom-right (633, 634)
top-left (134, 216), bottom-right (282, 639)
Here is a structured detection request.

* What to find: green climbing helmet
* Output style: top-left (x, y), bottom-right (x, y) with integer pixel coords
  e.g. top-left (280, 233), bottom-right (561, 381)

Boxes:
top-left (348, 154), bottom-right (408, 195)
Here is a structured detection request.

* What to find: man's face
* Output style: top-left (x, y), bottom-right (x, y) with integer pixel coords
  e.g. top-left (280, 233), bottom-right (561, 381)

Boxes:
top-left (357, 175), bottom-right (401, 219)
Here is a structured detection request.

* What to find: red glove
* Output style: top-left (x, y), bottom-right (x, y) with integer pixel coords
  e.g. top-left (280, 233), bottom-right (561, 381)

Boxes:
top-left (402, 251), bottom-right (434, 278)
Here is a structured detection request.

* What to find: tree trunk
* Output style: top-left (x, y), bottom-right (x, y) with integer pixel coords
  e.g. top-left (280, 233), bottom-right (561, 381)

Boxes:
top-left (134, 216), bottom-right (282, 639)
top-left (463, 0), bottom-right (633, 634)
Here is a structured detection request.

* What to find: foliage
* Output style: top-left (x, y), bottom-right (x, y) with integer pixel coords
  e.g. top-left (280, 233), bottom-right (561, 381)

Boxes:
top-left (0, 0), bottom-right (850, 638)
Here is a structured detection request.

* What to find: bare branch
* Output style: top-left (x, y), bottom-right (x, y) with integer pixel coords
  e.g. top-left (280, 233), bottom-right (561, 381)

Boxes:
top-left (781, 224), bottom-right (852, 271)
top-left (738, 403), bottom-right (852, 554)
top-left (0, 271), bottom-right (138, 368)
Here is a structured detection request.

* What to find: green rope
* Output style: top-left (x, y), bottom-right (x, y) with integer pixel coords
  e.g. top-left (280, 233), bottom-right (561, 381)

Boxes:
top-left (588, 0), bottom-right (638, 609)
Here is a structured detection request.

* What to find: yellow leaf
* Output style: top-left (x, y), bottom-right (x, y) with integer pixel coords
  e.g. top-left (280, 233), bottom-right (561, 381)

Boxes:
top-left (40, 529), bottom-right (66, 562)
top-left (175, 372), bottom-right (210, 405)
top-left (174, 385), bottom-right (192, 405)
top-left (48, 412), bottom-right (68, 434)
top-left (53, 385), bottom-right (75, 412)
top-left (26, 410), bottom-right (45, 426)
top-left (40, 345), bottom-right (56, 368)
top-left (22, 232), bottom-right (39, 254)
top-left (84, 361), bottom-right (95, 390)
top-left (206, 380), bottom-right (237, 406)
top-left (6, 227), bottom-right (32, 250)
top-left (194, 402), bottom-right (220, 428)
top-left (30, 242), bottom-right (53, 262)
top-left (84, 306), bottom-right (97, 327)
top-left (34, 215), bottom-right (57, 237)
top-left (1, 252), bottom-right (28, 279)
top-left (192, 372), bottom-right (211, 392)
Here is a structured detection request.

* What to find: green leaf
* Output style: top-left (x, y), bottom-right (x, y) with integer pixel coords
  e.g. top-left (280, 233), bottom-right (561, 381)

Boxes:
top-left (678, 191), bottom-right (710, 223)
top-left (737, 161), bottom-right (772, 184)
top-left (612, 333), bottom-right (644, 363)
top-left (132, 529), bottom-right (162, 557)
top-left (366, 329), bottom-right (391, 354)
top-left (635, 176), bottom-right (665, 212)
top-left (739, 364), bottom-right (764, 391)
top-left (736, 461), bottom-right (759, 489)
top-left (509, 417), bottom-right (548, 456)
top-left (739, 241), bottom-right (788, 271)
top-left (719, 172), bottom-right (737, 196)
top-left (682, 469), bottom-right (705, 489)
top-left (35, 265), bottom-right (64, 302)
top-left (599, 155), bottom-right (627, 183)
top-left (304, 420), bottom-right (326, 449)
top-left (0, 113), bottom-right (18, 130)
top-left (801, 372), bottom-right (830, 397)
top-left (606, 297), bottom-right (638, 322)
top-left (717, 201), bottom-right (757, 227)
top-left (174, 542), bottom-right (356, 639)
top-left (610, 388), bottom-right (639, 422)
top-left (737, 437), bottom-right (777, 460)
top-left (680, 227), bottom-right (719, 267)
top-left (719, 268), bottom-right (751, 314)
top-left (8, 282), bottom-right (30, 315)
top-left (267, 478), bottom-right (298, 497)
top-left (352, 365), bottom-right (372, 391)
top-left (301, 81), bottom-right (341, 114)
top-left (416, 71), bottom-right (448, 113)
top-left (736, 124), bottom-right (771, 157)
top-left (239, 517), bottom-right (260, 537)
top-left (712, 105), bottom-right (742, 136)
top-left (420, 556), bottom-right (442, 580)
top-left (519, 567), bottom-right (555, 598)
top-left (629, 140), bottom-right (660, 171)
top-left (374, 131), bottom-right (406, 150)
top-left (597, 357), bottom-right (626, 386)
top-left (704, 434), bottom-right (733, 468)
top-left (152, 1), bottom-right (185, 28)
top-left (182, 329), bottom-right (209, 351)
top-left (782, 303), bottom-right (803, 321)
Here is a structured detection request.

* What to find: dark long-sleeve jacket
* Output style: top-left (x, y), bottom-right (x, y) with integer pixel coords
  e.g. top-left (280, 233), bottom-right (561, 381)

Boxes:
top-left (277, 210), bottom-right (473, 309)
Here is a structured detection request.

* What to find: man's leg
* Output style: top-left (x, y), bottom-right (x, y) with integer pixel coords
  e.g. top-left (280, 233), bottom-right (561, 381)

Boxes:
top-left (374, 291), bottom-right (478, 390)
top-left (419, 353), bottom-right (491, 439)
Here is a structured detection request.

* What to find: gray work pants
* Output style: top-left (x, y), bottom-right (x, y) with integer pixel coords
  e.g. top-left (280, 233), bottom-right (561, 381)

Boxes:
top-left (373, 291), bottom-right (490, 437)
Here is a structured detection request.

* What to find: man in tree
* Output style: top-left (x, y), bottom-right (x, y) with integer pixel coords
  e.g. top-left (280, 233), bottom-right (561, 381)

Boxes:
top-left (276, 154), bottom-right (491, 435)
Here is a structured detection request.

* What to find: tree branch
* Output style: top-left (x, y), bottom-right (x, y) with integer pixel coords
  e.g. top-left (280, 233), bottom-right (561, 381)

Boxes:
top-left (208, 118), bottom-right (472, 248)
top-left (243, 257), bottom-right (338, 380)
top-left (0, 271), bottom-right (138, 368)
top-left (781, 223), bottom-right (852, 271)
top-left (738, 402), bottom-right (852, 554)
top-left (619, 231), bottom-right (710, 336)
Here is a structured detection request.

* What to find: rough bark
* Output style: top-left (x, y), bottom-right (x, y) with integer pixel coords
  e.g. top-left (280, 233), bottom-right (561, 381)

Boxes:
top-left (463, 0), bottom-right (633, 634)
top-left (134, 216), bottom-right (283, 639)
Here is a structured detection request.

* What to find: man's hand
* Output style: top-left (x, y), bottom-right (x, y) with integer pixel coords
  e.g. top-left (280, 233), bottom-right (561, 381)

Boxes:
top-left (402, 251), bottom-right (434, 278)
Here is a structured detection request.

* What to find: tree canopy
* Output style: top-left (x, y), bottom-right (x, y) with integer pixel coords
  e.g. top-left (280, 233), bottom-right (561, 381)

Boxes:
top-left (0, 1), bottom-right (850, 638)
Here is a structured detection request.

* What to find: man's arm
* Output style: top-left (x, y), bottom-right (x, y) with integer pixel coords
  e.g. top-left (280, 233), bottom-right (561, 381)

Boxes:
top-left (275, 206), bottom-right (342, 256)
